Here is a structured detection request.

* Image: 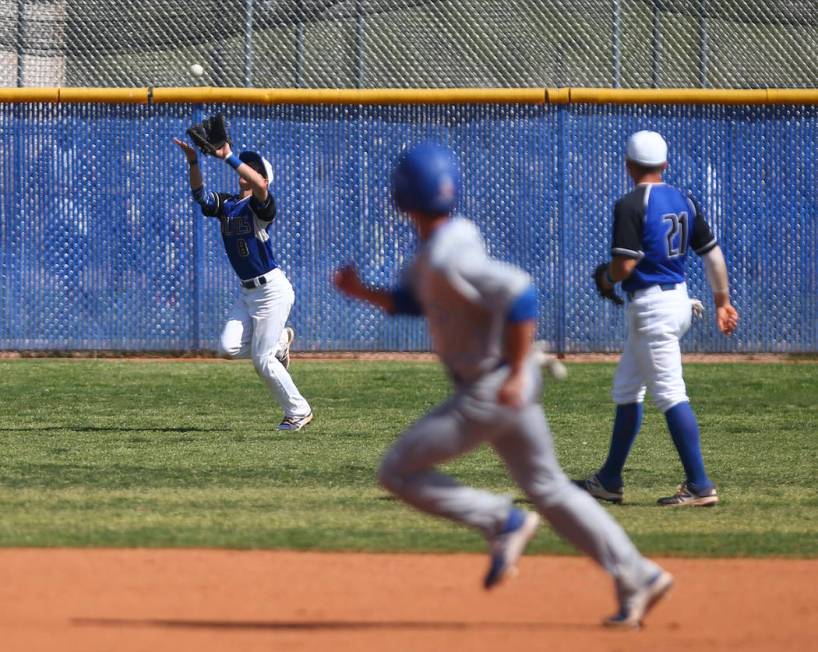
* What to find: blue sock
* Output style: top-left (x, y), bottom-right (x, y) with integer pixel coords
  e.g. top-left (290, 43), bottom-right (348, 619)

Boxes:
top-left (597, 402), bottom-right (644, 491)
top-left (499, 508), bottom-right (525, 534)
top-left (665, 402), bottom-right (713, 493)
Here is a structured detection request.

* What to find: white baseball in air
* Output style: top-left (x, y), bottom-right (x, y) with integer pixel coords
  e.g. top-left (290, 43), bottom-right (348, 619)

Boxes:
top-left (543, 357), bottom-right (568, 381)
top-left (190, 64), bottom-right (205, 77)
top-left (533, 341), bottom-right (568, 382)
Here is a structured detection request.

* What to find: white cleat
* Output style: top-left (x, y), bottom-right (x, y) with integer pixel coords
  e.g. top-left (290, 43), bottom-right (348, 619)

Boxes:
top-left (276, 327), bottom-right (295, 370)
top-left (483, 509), bottom-right (541, 589)
top-left (277, 412), bottom-right (314, 432)
top-left (657, 482), bottom-right (719, 507)
top-left (604, 570), bottom-right (674, 629)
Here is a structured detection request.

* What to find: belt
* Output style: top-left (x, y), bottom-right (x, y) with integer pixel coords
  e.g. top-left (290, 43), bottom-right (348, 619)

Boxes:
top-left (240, 269), bottom-right (277, 289)
top-left (451, 360), bottom-right (507, 386)
top-left (627, 283), bottom-right (677, 301)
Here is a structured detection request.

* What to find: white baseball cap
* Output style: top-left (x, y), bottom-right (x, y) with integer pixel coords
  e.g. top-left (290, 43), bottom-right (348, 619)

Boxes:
top-left (239, 150), bottom-right (275, 187)
top-left (625, 130), bottom-right (668, 166)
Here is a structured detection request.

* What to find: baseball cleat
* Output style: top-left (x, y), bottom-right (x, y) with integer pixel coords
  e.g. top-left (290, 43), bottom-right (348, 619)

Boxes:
top-left (483, 508), bottom-right (540, 590)
top-left (605, 570), bottom-right (674, 629)
top-left (276, 327), bottom-right (296, 370)
top-left (573, 473), bottom-right (624, 504)
top-left (657, 482), bottom-right (719, 507)
top-left (277, 411), bottom-right (313, 432)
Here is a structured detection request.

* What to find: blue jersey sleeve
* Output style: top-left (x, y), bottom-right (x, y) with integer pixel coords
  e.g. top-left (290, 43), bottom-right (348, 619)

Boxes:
top-left (611, 188), bottom-right (646, 259)
top-left (391, 286), bottom-right (423, 316)
top-left (506, 285), bottom-right (538, 322)
top-left (192, 185), bottom-right (228, 218)
top-left (250, 193), bottom-right (276, 222)
top-left (687, 195), bottom-right (718, 255)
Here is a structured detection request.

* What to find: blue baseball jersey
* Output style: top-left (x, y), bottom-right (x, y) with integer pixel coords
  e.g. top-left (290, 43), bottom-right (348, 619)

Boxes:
top-left (611, 183), bottom-right (717, 293)
top-left (196, 187), bottom-right (279, 281)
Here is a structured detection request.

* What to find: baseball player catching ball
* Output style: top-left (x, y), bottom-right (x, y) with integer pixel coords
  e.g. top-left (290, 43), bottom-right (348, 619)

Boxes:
top-left (174, 116), bottom-right (313, 431)
top-left (334, 142), bottom-right (672, 628)
top-left (577, 130), bottom-right (739, 506)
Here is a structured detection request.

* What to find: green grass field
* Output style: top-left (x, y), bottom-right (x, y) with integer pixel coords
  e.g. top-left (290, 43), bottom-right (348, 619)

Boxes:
top-left (0, 359), bottom-right (815, 557)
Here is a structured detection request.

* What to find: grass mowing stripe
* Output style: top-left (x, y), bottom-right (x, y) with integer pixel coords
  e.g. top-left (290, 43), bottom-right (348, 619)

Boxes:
top-left (0, 359), bottom-right (815, 556)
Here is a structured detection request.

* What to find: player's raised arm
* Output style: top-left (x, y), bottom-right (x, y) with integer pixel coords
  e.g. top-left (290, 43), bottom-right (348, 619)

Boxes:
top-left (184, 113), bottom-right (271, 207)
top-left (173, 137), bottom-right (204, 191)
top-left (174, 136), bottom-right (224, 216)
top-left (215, 142), bottom-right (269, 203)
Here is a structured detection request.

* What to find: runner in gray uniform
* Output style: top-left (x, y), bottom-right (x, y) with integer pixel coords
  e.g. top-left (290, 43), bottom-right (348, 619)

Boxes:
top-left (334, 142), bottom-right (673, 628)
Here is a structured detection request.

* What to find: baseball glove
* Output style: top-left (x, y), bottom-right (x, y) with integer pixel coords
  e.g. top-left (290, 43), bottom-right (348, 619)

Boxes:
top-left (186, 114), bottom-right (231, 156)
top-left (593, 262), bottom-right (624, 306)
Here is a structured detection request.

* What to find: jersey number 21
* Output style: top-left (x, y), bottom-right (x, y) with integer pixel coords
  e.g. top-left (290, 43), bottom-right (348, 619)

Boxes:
top-left (663, 212), bottom-right (688, 258)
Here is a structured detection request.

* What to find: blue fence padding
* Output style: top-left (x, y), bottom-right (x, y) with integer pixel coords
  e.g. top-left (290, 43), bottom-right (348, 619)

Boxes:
top-left (0, 102), bottom-right (815, 352)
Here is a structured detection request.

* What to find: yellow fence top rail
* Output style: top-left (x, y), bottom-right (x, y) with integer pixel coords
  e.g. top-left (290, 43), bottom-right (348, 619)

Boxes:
top-left (549, 87), bottom-right (818, 105)
top-left (151, 87), bottom-right (548, 104)
top-left (0, 87), bottom-right (816, 105)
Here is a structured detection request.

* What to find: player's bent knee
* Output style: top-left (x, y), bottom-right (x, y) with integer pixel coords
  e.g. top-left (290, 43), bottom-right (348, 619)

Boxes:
top-left (612, 387), bottom-right (645, 405)
top-left (653, 385), bottom-right (689, 412)
top-left (218, 339), bottom-right (241, 359)
top-left (527, 475), bottom-right (580, 511)
top-left (656, 395), bottom-right (689, 414)
top-left (376, 459), bottom-right (401, 494)
top-left (251, 351), bottom-right (279, 374)
top-left (378, 449), bottom-right (417, 494)
top-left (526, 488), bottom-right (563, 511)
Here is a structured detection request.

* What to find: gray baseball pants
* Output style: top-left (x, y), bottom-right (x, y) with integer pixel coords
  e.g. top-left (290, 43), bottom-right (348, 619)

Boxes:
top-left (378, 361), bottom-right (658, 590)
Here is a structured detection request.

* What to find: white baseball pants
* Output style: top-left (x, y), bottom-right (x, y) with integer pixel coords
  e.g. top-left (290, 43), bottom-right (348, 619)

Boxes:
top-left (218, 268), bottom-right (311, 419)
top-left (612, 282), bottom-right (692, 413)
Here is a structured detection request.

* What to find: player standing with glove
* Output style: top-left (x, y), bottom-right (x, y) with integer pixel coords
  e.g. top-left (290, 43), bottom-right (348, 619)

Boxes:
top-left (577, 130), bottom-right (739, 506)
top-left (334, 142), bottom-right (672, 628)
top-left (174, 115), bottom-right (313, 431)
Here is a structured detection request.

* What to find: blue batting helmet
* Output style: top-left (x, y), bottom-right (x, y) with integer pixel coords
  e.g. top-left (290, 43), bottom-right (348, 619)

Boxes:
top-left (391, 142), bottom-right (461, 215)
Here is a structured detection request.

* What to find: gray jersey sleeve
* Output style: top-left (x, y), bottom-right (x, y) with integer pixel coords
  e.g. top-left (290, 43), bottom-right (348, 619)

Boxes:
top-left (429, 219), bottom-right (531, 313)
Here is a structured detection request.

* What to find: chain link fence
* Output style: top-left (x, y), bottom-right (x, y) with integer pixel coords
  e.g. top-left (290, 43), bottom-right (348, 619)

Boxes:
top-left (2, 0), bottom-right (816, 88)
top-left (1, 102), bottom-right (815, 352)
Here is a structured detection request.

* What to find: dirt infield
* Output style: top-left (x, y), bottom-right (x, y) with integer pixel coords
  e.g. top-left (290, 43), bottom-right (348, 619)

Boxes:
top-left (2, 550), bottom-right (815, 652)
